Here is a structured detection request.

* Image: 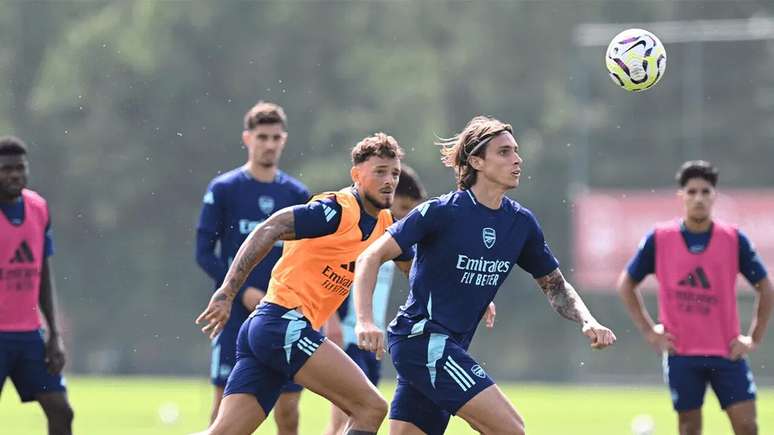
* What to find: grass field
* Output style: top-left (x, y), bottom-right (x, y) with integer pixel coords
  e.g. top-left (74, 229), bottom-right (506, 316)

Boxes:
top-left (1, 376), bottom-right (772, 434)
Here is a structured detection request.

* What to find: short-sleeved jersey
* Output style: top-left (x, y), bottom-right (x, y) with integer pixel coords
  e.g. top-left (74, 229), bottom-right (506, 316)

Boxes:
top-left (263, 188), bottom-right (395, 329)
top-left (387, 190), bottom-right (559, 347)
top-left (626, 222), bottom-right (768, 285)
top-left (197, 167), bottom-right (310, 290)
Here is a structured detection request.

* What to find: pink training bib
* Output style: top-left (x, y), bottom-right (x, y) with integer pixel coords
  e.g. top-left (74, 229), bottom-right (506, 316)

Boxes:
top-left (654, 220), bottom-right (740, 357)
top-left (0, 189), bottom-right (49, 331)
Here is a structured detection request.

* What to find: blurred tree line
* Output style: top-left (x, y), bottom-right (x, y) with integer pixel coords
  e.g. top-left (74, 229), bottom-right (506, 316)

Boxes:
top-left (2, 1), bottom-right (774, 382)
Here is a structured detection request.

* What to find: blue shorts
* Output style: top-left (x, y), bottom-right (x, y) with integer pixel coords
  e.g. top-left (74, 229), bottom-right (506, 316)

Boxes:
top-left (212, 326), bottom-right (302, 393)
top-left (345, 343), bottom-right (382, 386)
top-left (663, 355), bottom-right (757, 411)
top-left (224, 303), bottom-right (323, 413)
top-left (388, 333), bottom-right (494, 434)
top-left (0, 331), bottom-right (66, 402)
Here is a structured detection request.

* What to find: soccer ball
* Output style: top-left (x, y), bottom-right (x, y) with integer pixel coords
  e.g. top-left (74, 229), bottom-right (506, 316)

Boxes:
top-left (605, 28), bottom-right (667, 92)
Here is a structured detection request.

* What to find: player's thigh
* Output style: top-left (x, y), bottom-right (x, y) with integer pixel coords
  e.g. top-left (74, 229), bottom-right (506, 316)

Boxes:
top-left (708, 357), bottom-right (757, 410)
top-left (725, 400), bottom-right (757, 434)
top-left (665, 355), bottom-right (709, 412)
top-left (294, 339), bottom-right (384, 415)
top-left (210, 393), bottom-right (265, 435)
top-left (389, 378), bottom-right (450, 435)
top-left (456, 384), bottom-right (523, 434)
top-left (14, 337), bottom-right (66, 403)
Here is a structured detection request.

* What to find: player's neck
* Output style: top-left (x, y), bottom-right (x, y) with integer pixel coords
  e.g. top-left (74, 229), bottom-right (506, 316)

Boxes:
top-left (470, 183), bottom-right (505, 210)
top-left (244, 162), bottom-right (277, 183)
top-left (682, 217), bottom-right (712, 233)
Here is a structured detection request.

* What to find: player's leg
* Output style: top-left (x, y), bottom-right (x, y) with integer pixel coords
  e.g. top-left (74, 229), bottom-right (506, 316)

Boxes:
top-left (274, 387), bottom-right (303, 435)
top-left (12, 332), bottom-right (72, 435)
top-left (726, 400), bottom-right (757, 435)
top-left (389, 333), bottom-right (521, 434)
top-left (708, 357), bottom-right (758, 435)
top-left (208, 313), bottom-right (287, 435)
top-left (209, 329), bottom-right (237, 423)
top-left (210, 386), bottom-right (225, 424)
top-left (389, 378), bottom-right (451, 435)
top-left (677, 409), bottom-right (702, 435)
top-left (665, 355), bottom-right (708, 435)
top-left (294, 340), bottom-right (387, 433)
top-left (36, 392), bottom-right (74, 435)
top-left (324, 344), bottom-right (381, 435)
top-left (210, 393), bottom-right (266, 435)
top-left (455, 384), bottom-right (524, 435)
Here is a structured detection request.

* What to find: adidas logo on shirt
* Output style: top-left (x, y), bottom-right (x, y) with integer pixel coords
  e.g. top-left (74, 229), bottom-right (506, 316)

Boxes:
top-left (9, 241), bottom-right (34, 264)
top-left (677, 267), bottom-right (711, 289)
top-left (340, 261), bottom-right (355, 272)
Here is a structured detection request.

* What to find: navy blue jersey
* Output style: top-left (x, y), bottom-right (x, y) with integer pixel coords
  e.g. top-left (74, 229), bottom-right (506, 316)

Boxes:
top-left (196, 168), bottom-right (310, 290)
top-left (387, 190), bottom-right (559, 347)
top-left (0, 197), bottom-right (54, 257)
top-left (626, 223), bottom-right (768, 285)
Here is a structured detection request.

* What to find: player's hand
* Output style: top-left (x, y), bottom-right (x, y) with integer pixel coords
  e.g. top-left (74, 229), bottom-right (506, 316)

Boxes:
top-left (729, 335), bottom-right (757, 361)
top-left (355, 320), bottom-right (385, 360)
top-left (582, 320), bottom-right (616, 349)
top-left (195, 288), bottom-right (233, 339)
top-left (484, 302), bottom-right (496, 328)
top-left (645, 323), bottom-right (676, 354)
top-left (45, 334), bottom-right (66, 374)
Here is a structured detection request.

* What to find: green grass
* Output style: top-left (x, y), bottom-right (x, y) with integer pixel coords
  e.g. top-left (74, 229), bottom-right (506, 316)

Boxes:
top-left (1, 376), bottom-right (772, 434)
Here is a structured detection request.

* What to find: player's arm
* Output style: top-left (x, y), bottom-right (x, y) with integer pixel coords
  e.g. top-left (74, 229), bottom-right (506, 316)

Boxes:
top-left (353, 233), bottom-right (402, 359)
top-left (39, 257), bottom-right (66, 374)
top-left (731, 232), bottom-right (774, 359)
top-left (535, 269), bottom-right (615, 348)
top-left (745, 277), bottom-right (774, 348)
top-left (616, 231), bottom-right (674, 352)
top-left (196, 207), bottom-right (297, 338)
top-left (195, 183), bottom-right (228, 283)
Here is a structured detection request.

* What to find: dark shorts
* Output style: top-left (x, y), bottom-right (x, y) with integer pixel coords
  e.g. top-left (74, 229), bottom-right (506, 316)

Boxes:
top-left (345, 343), bottom-right (382, 386)
top-left (663, 354), bottom-right (757, 411)
top-left (388, 332), bottom-right (494, 434)
top-left (0, 331), bottom-right (66, 402)
top-left (212, 326), bottom-right (302, 393)
top-left (223, 303), bottom-right (323, 413)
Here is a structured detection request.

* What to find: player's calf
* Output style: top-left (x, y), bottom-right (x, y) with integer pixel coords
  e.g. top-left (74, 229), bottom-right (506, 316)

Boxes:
top-left (37, 392), bottom-right (74, 435)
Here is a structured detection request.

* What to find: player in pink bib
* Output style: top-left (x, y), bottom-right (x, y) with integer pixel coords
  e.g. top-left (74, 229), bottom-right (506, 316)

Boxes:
top-left (618, 161), bottom-right (773, 435)
top-left (0, 137), bottom-right (74, 434)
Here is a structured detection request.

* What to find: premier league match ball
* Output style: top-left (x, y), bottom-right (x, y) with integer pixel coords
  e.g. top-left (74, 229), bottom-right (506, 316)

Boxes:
top-left (605, 28), bottom-right (667, 92)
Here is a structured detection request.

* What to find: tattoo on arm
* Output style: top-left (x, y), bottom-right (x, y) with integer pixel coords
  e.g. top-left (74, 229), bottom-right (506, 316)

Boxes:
top-left (536, 269), bottom-right (594, 324)
top-left (222, 208), bottom-right (296, 298)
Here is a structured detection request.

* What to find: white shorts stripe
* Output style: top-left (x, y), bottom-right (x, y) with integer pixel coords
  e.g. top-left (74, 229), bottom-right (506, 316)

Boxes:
top-left (447, 356), bottom-right (475, 386)
top-left (296, 343), bottom-right (313, 356)
top-left (443, 364), bottom-right (469, 391)
top-left (300, 337), bottom-right (319, 349)
top-left (444, 361), bottom-right (473, 389)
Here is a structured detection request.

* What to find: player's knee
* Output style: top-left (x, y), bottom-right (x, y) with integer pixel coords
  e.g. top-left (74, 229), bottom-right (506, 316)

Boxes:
top-left (44, 400), bottom-right (74, 429)
top-left (477, 414), bottom-right (524, 435)
top-left (353, 392), bottom-right (388, 426)
top-left (678, 419), bottom-right (701, 435)
top-left (735, 420), bottom-right (758, 435)
top-left (274, 401), bottom-right (300, 434)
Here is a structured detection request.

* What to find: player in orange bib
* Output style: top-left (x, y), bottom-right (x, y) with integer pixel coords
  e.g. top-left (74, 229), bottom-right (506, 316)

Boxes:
top-left (196, 132), bottom-right (412, 435)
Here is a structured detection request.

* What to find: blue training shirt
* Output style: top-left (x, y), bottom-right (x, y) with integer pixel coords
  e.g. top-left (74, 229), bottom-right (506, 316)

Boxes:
top-left (626, 222), bottom-right (768, 285)
top-left (1, 196), bottom-right (54, 257)
top-left (387, 190), bottom-right (559, 348)
top-left (196, 167), bottom-right (310, 297)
